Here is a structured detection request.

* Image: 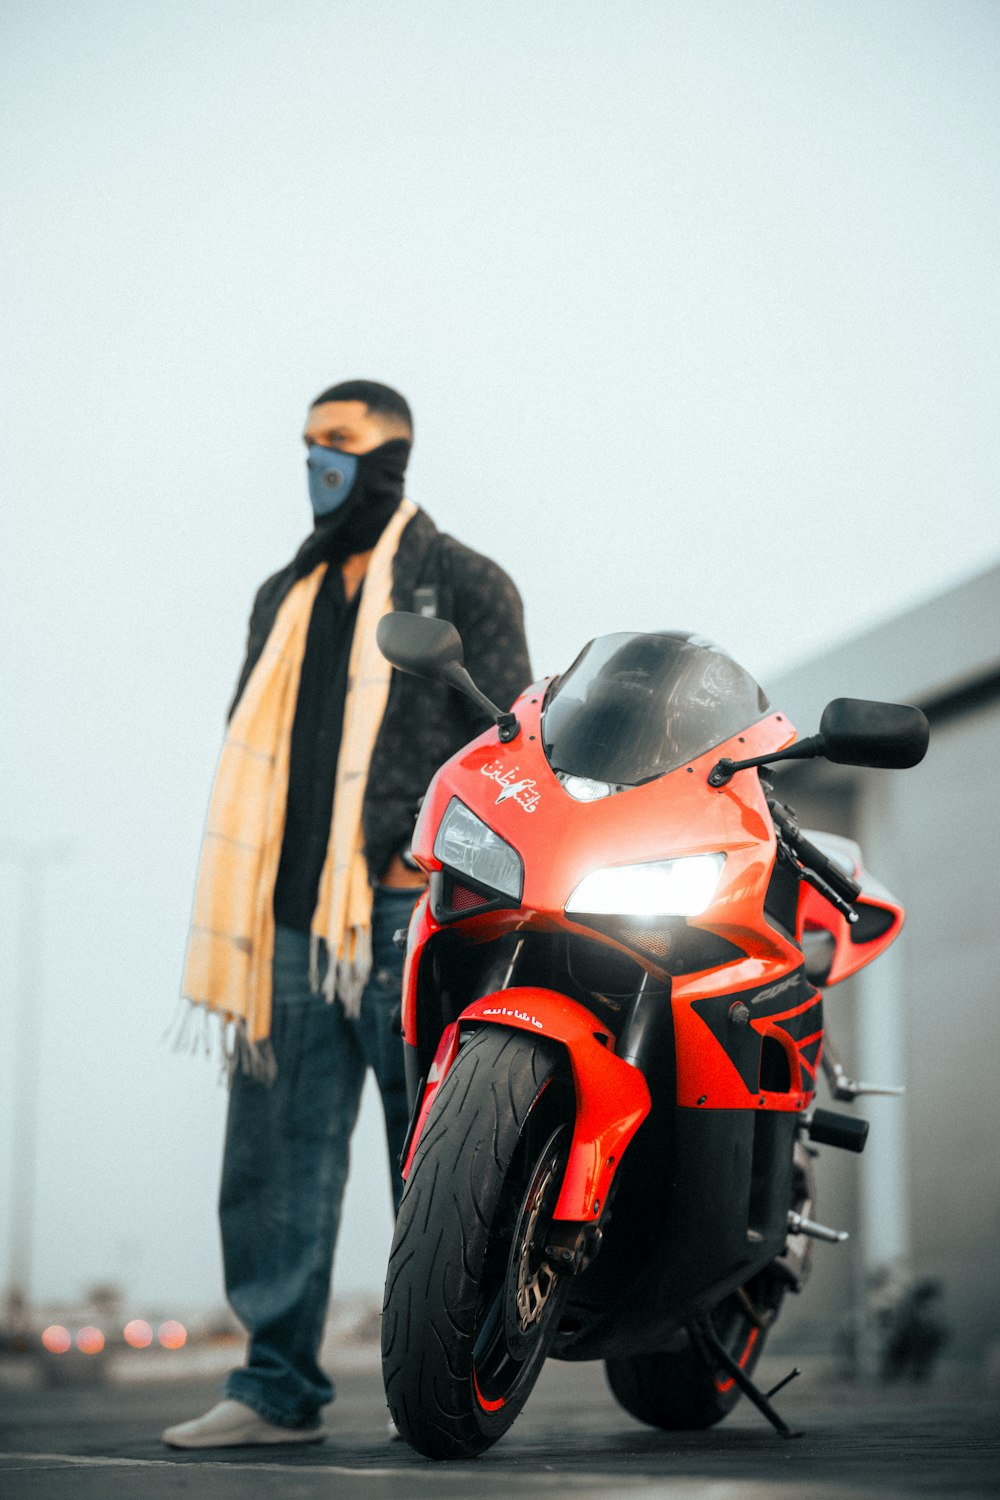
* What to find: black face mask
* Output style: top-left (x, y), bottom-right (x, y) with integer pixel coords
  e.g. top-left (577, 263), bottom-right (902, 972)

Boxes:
top-left (311, 438), bottom-right (410, 559)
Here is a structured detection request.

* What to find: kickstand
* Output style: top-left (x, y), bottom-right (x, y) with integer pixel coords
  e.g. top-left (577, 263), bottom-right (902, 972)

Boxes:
top-left (689, 1318), bottom-right (802, 1439)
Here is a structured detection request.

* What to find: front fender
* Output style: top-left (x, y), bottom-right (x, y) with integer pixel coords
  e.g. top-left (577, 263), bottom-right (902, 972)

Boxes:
top-left (460, 987), bottom-right (651, 1223)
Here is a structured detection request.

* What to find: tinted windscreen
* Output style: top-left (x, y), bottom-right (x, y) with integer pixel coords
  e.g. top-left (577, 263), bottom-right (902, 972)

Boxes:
top-left (542, 632), bottom-right (770, 785)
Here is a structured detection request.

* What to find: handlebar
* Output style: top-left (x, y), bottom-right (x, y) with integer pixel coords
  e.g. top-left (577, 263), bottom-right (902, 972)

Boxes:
top-left (767, 799), bottom-right (862, 922)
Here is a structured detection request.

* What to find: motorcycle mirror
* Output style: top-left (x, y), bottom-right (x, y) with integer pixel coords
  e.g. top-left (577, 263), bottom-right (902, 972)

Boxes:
top-left (376, 611), bottom-right (466, 681)
top-left (376, 611), bottom-right (521, 743)
top-left (818, 698), bottom-right (930, 769)
top-left (708, 696), bottom-right (929, 786)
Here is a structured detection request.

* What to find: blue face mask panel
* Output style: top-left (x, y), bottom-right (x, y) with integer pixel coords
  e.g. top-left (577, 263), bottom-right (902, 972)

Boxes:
top-left (307, 443), bottom-right (359, 518)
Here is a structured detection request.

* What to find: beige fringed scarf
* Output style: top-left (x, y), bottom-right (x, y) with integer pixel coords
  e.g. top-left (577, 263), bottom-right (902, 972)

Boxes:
top-left (181, 498), bottom-right (417, 1076)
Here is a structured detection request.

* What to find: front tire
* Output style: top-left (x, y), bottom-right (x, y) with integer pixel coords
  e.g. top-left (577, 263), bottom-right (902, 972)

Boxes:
top-left (381, 1026), bottom-right (573, 1459)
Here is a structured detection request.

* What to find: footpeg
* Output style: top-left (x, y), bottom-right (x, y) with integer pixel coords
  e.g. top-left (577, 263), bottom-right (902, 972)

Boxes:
top-left (806, 1106), bottom-right (869, 1154)
top-left (821, 1037), bottom-right (903, 1102)
top-left (788, 1210), bottom-right (848, 1243)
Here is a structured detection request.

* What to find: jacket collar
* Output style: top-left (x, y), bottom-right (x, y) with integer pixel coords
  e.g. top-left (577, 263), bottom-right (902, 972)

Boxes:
top-left (289, 503), bottom-right (436, 586)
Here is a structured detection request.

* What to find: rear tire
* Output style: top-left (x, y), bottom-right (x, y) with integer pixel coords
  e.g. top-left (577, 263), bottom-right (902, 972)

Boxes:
top-left (605, 1276), bottom-right (780, 1429)
top-left (605, 1142), bottom-right (815, 1430)
top-left (381, 1026), bottom-right (573, 1459)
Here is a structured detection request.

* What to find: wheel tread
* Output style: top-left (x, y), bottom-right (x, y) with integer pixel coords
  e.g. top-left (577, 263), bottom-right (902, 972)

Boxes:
top-left (381, 1026), bottom-right (566, 1459)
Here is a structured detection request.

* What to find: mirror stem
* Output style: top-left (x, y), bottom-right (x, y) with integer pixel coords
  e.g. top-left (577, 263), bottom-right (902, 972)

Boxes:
top-left (708, 734), bottom-right (825, 787)
top-left (444, 665), bottom-right (521, 743)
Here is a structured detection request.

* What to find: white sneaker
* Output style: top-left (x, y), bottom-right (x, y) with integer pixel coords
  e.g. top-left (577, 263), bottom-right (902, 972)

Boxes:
top-left (161, 1399), bottom-right (326, 1449)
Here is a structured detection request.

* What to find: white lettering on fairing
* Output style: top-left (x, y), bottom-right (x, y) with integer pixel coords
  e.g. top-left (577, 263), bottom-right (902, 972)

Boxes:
top-left (481, 760), bottom-right (540, 812)
top-left (481, 1006), bottom-right (544, 1030)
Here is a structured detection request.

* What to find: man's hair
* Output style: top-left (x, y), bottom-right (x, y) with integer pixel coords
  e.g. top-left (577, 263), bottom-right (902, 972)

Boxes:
top-left (310, 379), bottom-right (413, 437)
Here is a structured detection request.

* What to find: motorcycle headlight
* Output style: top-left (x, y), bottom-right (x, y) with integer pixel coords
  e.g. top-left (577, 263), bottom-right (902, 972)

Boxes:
top-left (565, 853), bottom-right (725, 918)
top-left (433, 798), bottom-right (524, 902)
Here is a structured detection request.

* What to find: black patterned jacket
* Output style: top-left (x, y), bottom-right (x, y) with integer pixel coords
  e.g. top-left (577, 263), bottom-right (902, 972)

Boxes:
top-left (229, 508), bottom-right (533, 882)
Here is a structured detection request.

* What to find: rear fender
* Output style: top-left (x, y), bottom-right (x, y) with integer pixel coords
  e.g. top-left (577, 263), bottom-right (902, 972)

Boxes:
top-left (457, 987), bottom-right (651, 1223)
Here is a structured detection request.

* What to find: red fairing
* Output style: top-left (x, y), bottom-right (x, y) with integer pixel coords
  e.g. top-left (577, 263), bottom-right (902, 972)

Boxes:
top-left (406, 685), bottom-right (823, 1114)
top-left (401, 887), bottom-right (433, 1049)
top-left (458, 989), bottom-right (651, 1222)
top-left (410, 686), bottom-right (796, 933)
top-left (797, 875), bottom-right (905, 987)
top-left (400, 1018), bottom-right (459, 1179)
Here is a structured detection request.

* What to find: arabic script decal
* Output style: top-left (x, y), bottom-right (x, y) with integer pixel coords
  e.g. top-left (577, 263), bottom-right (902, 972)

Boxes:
top-left (482, 1005), bottom-right (544, 1030)
top-left (481, 759), bottom-right (540, 813)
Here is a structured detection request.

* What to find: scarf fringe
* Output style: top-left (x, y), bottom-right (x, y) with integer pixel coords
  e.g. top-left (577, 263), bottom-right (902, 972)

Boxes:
top-left (162, 996), bottom-right (192, 1050)
top-left (165, 997), bottom-right (214, 1058)
top-left (309, 932), bottom-right (323, 994)
top-left (312, 926), bottom-right (372, 1019)
top-left (165, 1000), bottom-right (277, 1086)
top-left (223, 1018), bottom-right (278, 1086)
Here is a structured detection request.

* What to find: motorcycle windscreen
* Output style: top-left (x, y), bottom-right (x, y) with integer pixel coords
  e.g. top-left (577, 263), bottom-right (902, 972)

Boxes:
top-left (542, 631), bottom-right (770, 785)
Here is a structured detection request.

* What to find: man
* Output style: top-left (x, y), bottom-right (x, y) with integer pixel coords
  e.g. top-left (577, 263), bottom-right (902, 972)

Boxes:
top-left (163, 380), bottom-right (531, 1448)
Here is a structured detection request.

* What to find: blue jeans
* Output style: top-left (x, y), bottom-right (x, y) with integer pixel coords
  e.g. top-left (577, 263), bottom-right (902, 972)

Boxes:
top-left (220, 888), bottom-right (417, 1427)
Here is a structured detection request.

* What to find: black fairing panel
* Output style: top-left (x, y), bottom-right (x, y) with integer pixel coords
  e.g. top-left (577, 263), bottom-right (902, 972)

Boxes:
top-left (690, 965), bottom-right (819, 1097)
top-left (403, 1039), bottom-right (422, 1110)
top-left (850, 902), bottom-right (896, 944)
top-left (573, 913), bottom-right (745, 976)
top-left (552, 1106), bottom-right (798, 1361)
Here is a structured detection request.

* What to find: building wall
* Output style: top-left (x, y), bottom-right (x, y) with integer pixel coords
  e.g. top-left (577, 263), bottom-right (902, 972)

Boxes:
top-left (764, 562), bottom-right (1000, 1363)
top-left (872, 698), bottom-right (1000, 1360)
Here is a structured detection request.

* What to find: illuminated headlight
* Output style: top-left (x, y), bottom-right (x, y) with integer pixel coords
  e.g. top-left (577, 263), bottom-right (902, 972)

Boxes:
top-left (566, 853), bottom-right (725, 917)
top-left (433, 798), bottom-right (524, 901)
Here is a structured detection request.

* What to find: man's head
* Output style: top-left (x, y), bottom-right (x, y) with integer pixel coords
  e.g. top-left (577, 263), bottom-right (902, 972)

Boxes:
top-left (305, 379), bottom-right (413, 455)
top-left (302, 380), bottom-right (413, 546)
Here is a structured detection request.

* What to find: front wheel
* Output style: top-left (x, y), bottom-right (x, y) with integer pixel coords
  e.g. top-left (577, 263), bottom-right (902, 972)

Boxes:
top-left (381, 1025), bottom-right (573, 1459)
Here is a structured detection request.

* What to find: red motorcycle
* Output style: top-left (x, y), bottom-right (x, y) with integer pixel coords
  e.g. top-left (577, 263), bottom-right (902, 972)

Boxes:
top-left (376, 614), bottom-right (928, 1459)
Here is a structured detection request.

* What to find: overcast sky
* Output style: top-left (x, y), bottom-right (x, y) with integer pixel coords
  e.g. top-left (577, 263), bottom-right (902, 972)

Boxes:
top-left (1, 0), bottom-right (998, 1318)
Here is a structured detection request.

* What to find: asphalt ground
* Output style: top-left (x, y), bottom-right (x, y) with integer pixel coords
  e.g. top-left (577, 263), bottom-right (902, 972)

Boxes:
top-left (1, 1352), bottom-right (998, 1500)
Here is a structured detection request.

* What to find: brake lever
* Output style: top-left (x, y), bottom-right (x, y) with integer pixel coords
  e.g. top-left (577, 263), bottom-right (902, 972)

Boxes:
top-left (775, 834), bottom-right (859, 925)
top-left (797, 863), bottom-right (860, 925)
